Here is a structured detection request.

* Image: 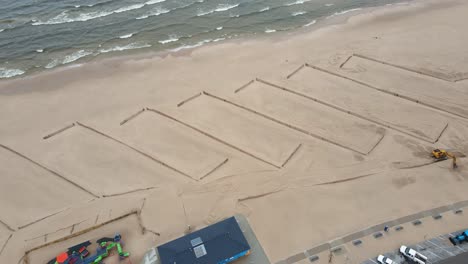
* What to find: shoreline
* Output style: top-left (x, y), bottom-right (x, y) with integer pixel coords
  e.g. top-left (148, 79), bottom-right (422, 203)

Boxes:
top-left (2, 0), bottom-right (468, 263)
top-left (0, 0), bottom-right (416, 83)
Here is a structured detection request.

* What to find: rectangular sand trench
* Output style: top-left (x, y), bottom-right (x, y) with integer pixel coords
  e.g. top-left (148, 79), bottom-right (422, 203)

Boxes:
top-left (116, 111), bottom-right (229, 180)
top-left (231, 81), bottom-right (386, 154)
top-left (341, 55), bottom-right (468, 119)
top-left (25, 213), bottom-right (154, 264)
top-left (42, 125), bottom-right (183, 197)
top-left (285, 66), bottom-right (449, 143)
top-left (0, 146), bottom-right (92, 230)
top-left (169, 95), bottom-right (303, 168)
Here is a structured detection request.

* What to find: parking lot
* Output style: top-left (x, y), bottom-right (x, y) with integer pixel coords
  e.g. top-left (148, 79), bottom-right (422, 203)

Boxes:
top-left (363, 230), bottom-right (468, 264)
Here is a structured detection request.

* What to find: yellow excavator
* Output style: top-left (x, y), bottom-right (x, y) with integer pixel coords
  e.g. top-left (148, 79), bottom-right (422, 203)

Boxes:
top-left (432, 149), bottom-right (457, 169)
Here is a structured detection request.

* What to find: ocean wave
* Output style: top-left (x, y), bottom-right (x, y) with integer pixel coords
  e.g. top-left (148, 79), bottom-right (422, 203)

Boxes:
top-left (325, 3), bottom-right (334, 7)
top-left (63, 50), bottom-right (93, 64)
top-left (216, 27), bottom-right (223, 30)
top-left (0, 29), bottom-right (4, 33)
top-left (265, 29), bottom-right (276, 33)
top-left (292, 11), bottom-right (306, 16)
top-left (32, 4), bottom-right (146, 25)
top-left (136, 8), bottom-right (170, 20)
top-left (44, 51), bottom-right (90, 70)
top-left (45, 59), bottom-right (60, 69)
top-left (170, 39), bottom-right (214, 52)
top-left (0, 68), bottom-right (25, 78)
top-left (119, 33), bottom-right (134, 39)
top-left (197, 4), bottom-right (239, 16)
top-left (36, 49), bottom-right (44, 53)
top-left (145, 0), bottom-right (166, 5)
top-left (100, 43), bottom-right (151, 53)
top-left (303, 19), bottom-right (317, 27)
top-left (327, 8), bottom-right (362, 18)
top-left (159, 36), bottom-right (179, 44)
top-left (231, 5), bottom-right (281, 19)
top-left (285, 0), bottom-right (311, 7)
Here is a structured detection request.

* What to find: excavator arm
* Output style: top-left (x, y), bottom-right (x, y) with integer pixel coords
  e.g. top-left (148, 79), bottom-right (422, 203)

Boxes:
top-left (447, 152), bottom-right (458, 168)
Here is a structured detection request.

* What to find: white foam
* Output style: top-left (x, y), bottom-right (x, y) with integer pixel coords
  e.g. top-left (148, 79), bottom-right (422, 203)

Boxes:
top-left (327, 8), bottom-right (362, 18)
top-left (212, 37), bottom-right (225, 42)
top-left (100, 43), bottom-right (151, 53)
top-left (36, 49), bottom-right (44, 53)
top-left (0, 29), bottom-right (4, 33)
top-left (259, 7), bottom-right (270, 12)
top-left (114, 4), bottom-right (146, 13)
top-left (45, 59), bottom-right (60, 69)
top-left (33, 4), bottom-right (146, 25)
top-left (285, 0), bottom-right (311, 7)
top-left (303, 19), bottom-right (316, 27)
top-left (265, 29), bottom-right (276, 33)
top-left (136, 8), bottom-right (170, 19)
top-left (215, 4), bottom-right (239, 12)
top-left (171, 43), bottom-right (203, 52)
top-left (170, 39), bottom-right (213, 52)
top-left (292, 11), bottom-right (306, 16)
top-left (325, 3), bottom-right (334, 7)
top-left (63, 50), bottom-right (93, 64)
top-left (119, 33), bottom-right (134, 39)
top-left (145, 0), bottom-right (166, 5)
top-left (216, 26), bottom-right (223, 30)
top-left (197, 4), bottom-right (239, 16)
top-left (0, 68), bottom-right (25, 78)
top-left (159, 36), bottom-right (179, 44)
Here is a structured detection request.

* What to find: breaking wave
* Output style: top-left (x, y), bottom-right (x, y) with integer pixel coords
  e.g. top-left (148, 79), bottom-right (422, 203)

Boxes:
top-left (0, 68), bottom-right (25, 78)
top-left (303, 19), bottom-right (317, 27)
top-left (285, 0), bottom-right (311, 7)
top-left (292, 11), bottom-right (306, 16)
top-left (44, 50), bottom-right (93, 69)
top-left (197, 4), bottom-right (239, 16)
top-left (170, 38), bottom-right (222, 52)
top-left (159, 36), bottom-right (179, 44)
top-left (119, 33), bottom-right (134, 39)
top-left (327, 8), bottom-right (362, 18)
top-left (99, 43), bottom-right (151, 53)
top-left (32, 4), bottom-right (147, 25)
top-left (136, 8), bottom-right (170, 20)
top-left (63, 50), bottom-right (93, 64)
top-left (145, 0), bottom-right (166, 5)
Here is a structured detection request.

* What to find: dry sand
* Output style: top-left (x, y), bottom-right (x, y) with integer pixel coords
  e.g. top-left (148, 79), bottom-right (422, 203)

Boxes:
top-left (1, 0), bottom-right (468, 263)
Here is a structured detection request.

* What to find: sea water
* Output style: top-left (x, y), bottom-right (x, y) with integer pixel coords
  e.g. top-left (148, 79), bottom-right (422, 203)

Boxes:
top-left (0, 0), bottom-right (405, 78)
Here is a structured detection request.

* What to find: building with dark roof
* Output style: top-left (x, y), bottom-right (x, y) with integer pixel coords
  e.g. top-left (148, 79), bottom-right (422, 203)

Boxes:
top-left (157, 216), bottom-right (251, 264)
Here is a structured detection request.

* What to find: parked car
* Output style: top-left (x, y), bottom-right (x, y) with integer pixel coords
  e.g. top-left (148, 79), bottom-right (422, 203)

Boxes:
top-left (400, 245), bottom-right (427, 264)
top-left (377, 254), bottom-right (396, 264)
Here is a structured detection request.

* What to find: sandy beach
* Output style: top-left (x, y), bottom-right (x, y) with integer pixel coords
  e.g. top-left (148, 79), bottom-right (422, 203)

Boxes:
top-left (1, 0), bottom-right (468, 263)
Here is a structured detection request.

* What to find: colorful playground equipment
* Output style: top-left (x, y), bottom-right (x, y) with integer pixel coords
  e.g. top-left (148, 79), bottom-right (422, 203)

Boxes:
top-left (47, 233), bottom-right (130, 264)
